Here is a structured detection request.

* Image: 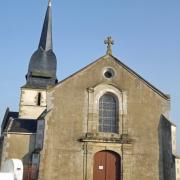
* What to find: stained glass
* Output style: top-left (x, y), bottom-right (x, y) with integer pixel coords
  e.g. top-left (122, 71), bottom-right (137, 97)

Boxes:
top-left (99, 94), bottom-right (118, 133)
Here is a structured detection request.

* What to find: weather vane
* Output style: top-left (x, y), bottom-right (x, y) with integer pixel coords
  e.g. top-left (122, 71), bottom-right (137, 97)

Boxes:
top-left (104, 36), bottom-right (114, 55)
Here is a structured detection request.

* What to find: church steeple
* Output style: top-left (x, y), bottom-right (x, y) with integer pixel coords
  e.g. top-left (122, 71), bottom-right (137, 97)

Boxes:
top-left (38, 0), bottom-right (52, 51)
top-left (26, 0), bottom-right (57, 88)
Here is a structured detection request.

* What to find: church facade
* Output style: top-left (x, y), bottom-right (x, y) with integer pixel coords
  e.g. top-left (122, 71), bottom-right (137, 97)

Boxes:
top-left (0, 1), bottom-right (179, 180)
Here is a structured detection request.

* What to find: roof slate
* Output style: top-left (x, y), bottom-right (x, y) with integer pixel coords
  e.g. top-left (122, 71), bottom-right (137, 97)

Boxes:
top-left (7, 119), bottom-right (37, 133)
top-left (1, 108), bottom-right (19, 132)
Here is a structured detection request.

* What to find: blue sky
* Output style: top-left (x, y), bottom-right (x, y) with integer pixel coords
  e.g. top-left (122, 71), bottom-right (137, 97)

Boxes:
top-left (0, 0), bottom-right (179, 153)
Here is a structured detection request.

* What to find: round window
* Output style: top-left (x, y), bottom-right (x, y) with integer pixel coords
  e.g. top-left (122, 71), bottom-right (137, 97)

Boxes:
top-left (103, 68), bottom-right (115, 79)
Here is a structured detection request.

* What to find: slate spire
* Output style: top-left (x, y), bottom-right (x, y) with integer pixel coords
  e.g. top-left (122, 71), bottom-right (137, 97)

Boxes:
top-left (26, 0), bottom-right (57, 88)
top-left (38, 0), bottom-right (53, 51)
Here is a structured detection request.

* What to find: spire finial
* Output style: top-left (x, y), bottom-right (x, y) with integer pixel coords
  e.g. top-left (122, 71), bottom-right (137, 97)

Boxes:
top-left (104, 36), bottom-right (114, 55)
top-left (48, 0), bottom-right (52, 7)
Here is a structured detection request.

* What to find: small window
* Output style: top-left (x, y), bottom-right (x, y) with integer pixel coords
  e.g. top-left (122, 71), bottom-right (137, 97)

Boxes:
top-left (99, 94), bottom-right (118, 133)
top-left (103, 68), bottom-right (115, 79)
top-left (37, 92), bottom-right (42, 106)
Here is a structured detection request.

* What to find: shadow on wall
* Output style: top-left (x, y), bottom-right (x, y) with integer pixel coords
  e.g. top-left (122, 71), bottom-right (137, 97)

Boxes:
top-left (158, 115), bottom-right (176, 180)
top-left (22, 134), bottom-right (37, 180)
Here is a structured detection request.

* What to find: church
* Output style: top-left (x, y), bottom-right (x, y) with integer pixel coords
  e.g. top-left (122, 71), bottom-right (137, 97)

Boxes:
top-left (0, 1), bottom-right (179, 180)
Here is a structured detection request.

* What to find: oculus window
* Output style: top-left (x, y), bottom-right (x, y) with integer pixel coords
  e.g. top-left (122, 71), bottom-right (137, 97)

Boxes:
top-left (103, 68), bottom-right (115, 79)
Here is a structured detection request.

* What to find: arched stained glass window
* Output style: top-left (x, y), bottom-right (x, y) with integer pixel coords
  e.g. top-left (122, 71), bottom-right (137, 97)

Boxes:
top-left (99, 94), bottom-right (118, 133)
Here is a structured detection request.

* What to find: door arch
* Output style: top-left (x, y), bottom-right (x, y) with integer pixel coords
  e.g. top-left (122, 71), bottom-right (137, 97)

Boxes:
top-left (93, 150), bottom-right (121, 180)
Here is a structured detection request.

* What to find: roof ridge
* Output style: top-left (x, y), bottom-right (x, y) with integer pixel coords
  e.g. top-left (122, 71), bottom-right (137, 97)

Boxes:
top-left (54, 54), bottom-right (170, 100)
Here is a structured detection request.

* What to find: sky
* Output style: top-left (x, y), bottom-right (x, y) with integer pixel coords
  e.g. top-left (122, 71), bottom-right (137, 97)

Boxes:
top-left (0, 0), bottom-right (179, 153)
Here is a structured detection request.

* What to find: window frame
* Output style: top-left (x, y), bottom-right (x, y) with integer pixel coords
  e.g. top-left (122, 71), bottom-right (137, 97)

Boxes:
top-left (86, 84), bottom-right (127, 137)
top-left (99, 93), bottom-right (119, 133)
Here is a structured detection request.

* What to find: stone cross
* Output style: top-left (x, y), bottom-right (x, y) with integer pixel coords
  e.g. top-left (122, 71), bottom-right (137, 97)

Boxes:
top-left (104, 36), bottom-right (114, 55)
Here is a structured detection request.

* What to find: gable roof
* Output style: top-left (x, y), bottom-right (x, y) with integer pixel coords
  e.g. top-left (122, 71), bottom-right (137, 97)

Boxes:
top-left (1, 108), bottom-right (37, 134)
top-left (55, 54), bottom-right (170, 100)
top-left (4, 119), bottom-right (37, 134)
top-left (111, 55), bottom-right (170, 100)
top-left (1, 108), bottom-right (19, 133)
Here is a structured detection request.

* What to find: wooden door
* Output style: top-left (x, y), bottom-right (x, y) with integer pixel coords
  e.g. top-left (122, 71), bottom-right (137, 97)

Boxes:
top-left (93, 151), bottom-right (120, 180)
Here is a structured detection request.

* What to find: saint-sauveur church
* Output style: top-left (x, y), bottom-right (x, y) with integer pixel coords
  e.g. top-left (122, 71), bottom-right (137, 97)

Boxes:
top-left (0, 1), bottom-right (179, 180)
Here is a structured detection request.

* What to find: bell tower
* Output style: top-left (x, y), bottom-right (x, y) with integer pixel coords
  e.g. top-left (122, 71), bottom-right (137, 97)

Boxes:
top-left (19, 0), bottom-right (57, 119)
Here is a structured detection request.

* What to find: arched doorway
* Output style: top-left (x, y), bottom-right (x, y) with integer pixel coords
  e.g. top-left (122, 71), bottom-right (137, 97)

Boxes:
top-left (93, 151), bottom-right (121, 180)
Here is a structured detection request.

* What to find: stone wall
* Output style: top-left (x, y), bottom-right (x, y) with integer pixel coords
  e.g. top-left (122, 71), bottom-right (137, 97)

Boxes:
top-left (19, 88), bottom-right (47, 119)
top-left (0, 133), bottom-right (35, 167)
top-left (38, 55), bottom-right (171, 180)
top-left (176, 158), bottom-right (180, 180)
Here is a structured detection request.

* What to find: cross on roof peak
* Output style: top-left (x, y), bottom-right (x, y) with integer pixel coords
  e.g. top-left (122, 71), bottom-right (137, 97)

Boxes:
top-left (104, 36), bottom-right (114, 55)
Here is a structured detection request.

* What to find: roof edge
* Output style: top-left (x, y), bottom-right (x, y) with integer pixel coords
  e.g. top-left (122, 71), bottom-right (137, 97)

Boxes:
top-left (54, 54), bottom-right (107, 87)
top-left (53, 54), bottom-right (170, 100)
top-left (110, 55), bottom-right (170, 100)
top-left (161, 114), bottom-right (176, 127)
